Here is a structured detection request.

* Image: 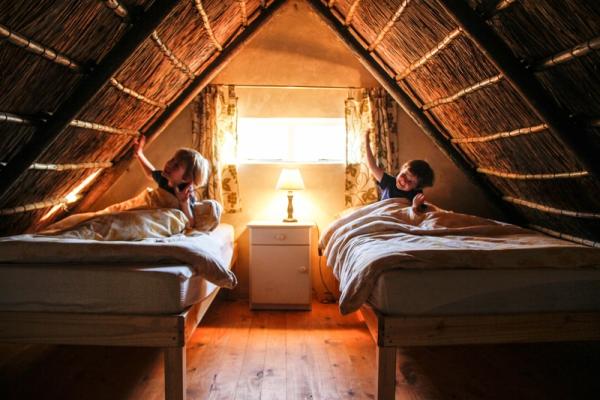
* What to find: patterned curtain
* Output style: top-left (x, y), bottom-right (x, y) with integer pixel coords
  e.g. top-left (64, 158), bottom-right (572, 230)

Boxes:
top-left (191, 85), bottom-right (242, 213)
top-left (344, 88), bottom-right (399, 207)
top-left (370, 87), bottom-right (400, 176)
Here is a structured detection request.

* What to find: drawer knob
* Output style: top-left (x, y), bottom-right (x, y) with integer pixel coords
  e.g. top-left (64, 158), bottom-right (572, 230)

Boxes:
top-left (274, 234), bottom-right (286, 240)
top-left (298, 266), bottom-right (308, 273)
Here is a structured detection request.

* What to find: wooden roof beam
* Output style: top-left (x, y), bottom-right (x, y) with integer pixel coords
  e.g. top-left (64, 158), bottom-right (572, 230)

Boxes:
top-left (535, 35), bottom-right (600, 70)
top-left (0, 23), bottom-right (82, 71)
top-left (101, 0), bottom-right (130, 20)
top-left (0, 111), bottom-right (139, 136)
top-left (437, 0), bottom-right (600, 180)
top-left (306, 0), bottom-right (522, 223)
top-left (0, 0), bottom-right (181, 201)
top-left (193, 0), bottom-right (223, 51)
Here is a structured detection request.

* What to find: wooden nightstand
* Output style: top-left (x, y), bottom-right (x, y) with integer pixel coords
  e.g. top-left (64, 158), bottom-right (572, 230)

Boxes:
top-left (248, 221), bottom-right (313, 310)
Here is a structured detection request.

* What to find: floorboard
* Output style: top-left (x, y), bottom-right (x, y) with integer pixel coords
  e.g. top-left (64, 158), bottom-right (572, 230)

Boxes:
top-left (1, 297), bottom-right (600, 399)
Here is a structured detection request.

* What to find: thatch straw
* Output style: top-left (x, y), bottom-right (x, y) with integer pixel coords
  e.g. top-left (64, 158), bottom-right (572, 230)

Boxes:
top-left (422, 74), bottom-right (503, 110)
top-left (151, 31), bottom-right (196, 80)
top-left (451, 123), bottom-right (548, 143)
top-left (101, 0), bottom-right (129, 19)
top-left (536, 35), bottom-right (600, 70)
top-left (109, 78), bottom-right (167, 108)
top-left (69, 119), bottom-right (139, 137)
top-left (485, 0), bottom-right (600, 59)
top-left (0, 112), bottom-right (139, 137)
top-left (396, 28), bottom-right (462, 80)
top-left (368, 0), bottom-right (411, 51)
top-left (192, 0), bottom-right (223, 51)
top-left (486, 174), bottom-right (600, 213)
top-left (0, 111), bottom-right (37, 125)
top-left (0, 162), bottom-right (112, 171)
top-left (344, 0), bottom-right (362, 26)
top-left (0, 23), bottom-right (82, 71)
top-left (328, 0), bottom-right (336, 8)
top-left (425, 80), bottom-right (536, 139)
top-left (530, 224), bottom-right (600, 248)
top-left (504, 196), bottom-right (600, 219)
top-left (406, 34), bottom-right (500, 104)
top-left (0, 124), bottom-right (36, 169)
top-left (0, 195), bottom-right (81, 216)
top-left (478, 167), bottom-right (589, 180)
top-left (152, 1), bottom-right (214, 75)
top-left (458, 127), bottom-right (582, 174)
top-left (0, 1), bottom-right (126, 115)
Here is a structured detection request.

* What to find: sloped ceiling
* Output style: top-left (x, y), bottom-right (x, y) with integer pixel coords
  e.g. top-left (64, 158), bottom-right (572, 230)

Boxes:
top-left (0, 0), bottom-right (599, 245)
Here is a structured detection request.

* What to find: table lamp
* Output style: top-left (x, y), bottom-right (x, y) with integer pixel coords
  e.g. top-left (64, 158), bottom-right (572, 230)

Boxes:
top-left (276, 168), bottom-right (305, 222)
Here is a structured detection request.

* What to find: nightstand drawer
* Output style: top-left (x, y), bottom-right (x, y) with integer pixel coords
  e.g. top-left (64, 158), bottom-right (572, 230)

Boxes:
top-left (251, 227), bottom-right (310, 245)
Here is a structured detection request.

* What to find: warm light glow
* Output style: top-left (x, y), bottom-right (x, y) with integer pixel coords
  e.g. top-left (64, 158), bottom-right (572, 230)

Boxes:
top-left (40, 170), bottom-right (101, 221)
top-left (237, 117), bottom-right (345, 162)
top-left (276, 168), bottom-right (305, 191)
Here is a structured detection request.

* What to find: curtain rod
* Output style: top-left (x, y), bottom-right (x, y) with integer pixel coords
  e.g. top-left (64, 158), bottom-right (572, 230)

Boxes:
top-left (232, 84), bottom-right (365, 90)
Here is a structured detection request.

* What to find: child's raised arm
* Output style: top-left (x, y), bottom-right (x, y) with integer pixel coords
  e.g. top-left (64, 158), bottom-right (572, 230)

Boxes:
top-left (364, 130), bottom-right (384, 182)
top-left (133, 136), bottom-right (155, 179)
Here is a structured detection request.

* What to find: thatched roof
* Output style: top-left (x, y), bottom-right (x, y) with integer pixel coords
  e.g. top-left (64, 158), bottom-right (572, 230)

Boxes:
top-left (1, 0), bottom-right (599, 246)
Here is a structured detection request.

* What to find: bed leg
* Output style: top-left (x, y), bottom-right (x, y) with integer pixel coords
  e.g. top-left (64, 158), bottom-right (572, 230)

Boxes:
top-left (164, 345), bottom-right (186, 400)
top-left (376, 345), bottom-right (396, 400)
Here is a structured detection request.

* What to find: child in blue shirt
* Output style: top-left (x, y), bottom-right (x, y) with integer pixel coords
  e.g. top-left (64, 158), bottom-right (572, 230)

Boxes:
top-left (364, 131), bottom-right (434, 210)
top-left (133, 136), bottom-right (209, 227)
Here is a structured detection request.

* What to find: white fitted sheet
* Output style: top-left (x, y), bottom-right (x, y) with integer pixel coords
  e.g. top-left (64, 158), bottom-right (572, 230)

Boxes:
top-left (368, 267), bottom-right (600, 315)
top-left (0, 224), bottom-right (234, 315)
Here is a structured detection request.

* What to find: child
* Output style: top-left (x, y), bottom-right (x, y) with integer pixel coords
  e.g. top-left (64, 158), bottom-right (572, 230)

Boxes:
top-left (134, 136), bottom-right (209, 228)
top-left (364, 130), bottom-right (434, 209)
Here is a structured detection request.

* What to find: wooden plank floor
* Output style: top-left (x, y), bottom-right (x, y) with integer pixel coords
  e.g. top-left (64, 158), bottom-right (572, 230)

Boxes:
top-left (2, 297), bottom-right (600, 399)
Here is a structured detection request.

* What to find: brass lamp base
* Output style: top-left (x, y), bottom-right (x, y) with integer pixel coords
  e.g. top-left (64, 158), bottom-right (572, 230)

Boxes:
top-left (283, 191), bottom-right (297, 223)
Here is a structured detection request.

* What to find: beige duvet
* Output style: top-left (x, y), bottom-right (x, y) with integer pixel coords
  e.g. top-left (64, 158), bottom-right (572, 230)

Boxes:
top-left (0, 188), bottom-right (237, 289)
top-left (319, 198), bottom-right (600, 314)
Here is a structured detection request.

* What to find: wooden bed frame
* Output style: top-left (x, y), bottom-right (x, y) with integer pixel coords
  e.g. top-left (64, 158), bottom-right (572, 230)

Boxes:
top-left (359, 304), bottom-right (600, 399)
top-left (0, 243), bottom-right (237, 400)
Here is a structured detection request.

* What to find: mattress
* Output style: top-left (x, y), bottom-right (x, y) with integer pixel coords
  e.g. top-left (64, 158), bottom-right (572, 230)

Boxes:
top-left (368, 267), bottom-right (600, 315)
top-left (0, 224), bottom-right (234, 315)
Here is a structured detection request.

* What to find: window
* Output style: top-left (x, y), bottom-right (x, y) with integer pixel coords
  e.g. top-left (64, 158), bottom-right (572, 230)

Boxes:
top-left (237, 117), bottom-right (345, 163)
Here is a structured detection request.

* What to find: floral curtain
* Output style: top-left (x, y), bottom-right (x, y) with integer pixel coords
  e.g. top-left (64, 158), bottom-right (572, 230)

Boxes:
top-left (192, 85), bottom-right (242, 213)
top-left (344, 88), bottom-right (399, 207)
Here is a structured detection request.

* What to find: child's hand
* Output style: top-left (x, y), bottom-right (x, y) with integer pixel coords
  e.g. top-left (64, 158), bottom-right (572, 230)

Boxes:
top-left (175, 183), bottom-right (193, 204)
top-left (412, 193), bottom-right (426, 210)
top-left (133, 135), bottom-right (146, 156)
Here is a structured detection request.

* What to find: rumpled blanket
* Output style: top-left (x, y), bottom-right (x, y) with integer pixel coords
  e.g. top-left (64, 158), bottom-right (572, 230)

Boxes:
top-left (319, 198), bottom-right (600, 314)
top-left (0, 188), bottom-right (237, 289)
top-left (43, 187), bottom-right (222, 234)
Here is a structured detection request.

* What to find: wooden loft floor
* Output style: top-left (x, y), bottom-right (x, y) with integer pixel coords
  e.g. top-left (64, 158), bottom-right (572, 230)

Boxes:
top-left (1, 297), bottom-right (600, 399)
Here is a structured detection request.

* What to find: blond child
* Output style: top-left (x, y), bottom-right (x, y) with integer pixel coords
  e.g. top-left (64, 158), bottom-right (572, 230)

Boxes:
top-left (134, 136), bottom-right (209, 227)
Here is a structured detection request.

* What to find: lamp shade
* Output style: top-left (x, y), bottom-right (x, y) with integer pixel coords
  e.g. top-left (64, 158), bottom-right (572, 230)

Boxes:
top-left (276, 168), bottom-right (305, 191)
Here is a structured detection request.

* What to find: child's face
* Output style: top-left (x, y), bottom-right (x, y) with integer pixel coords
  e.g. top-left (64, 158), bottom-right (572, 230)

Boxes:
top-left (162, 157), bottom-right (191, 186)
top-left (396, 166), bottom-right (419, 191)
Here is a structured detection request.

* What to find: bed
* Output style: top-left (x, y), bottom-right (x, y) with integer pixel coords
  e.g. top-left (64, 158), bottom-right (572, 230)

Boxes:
top-left (0, 219), bottom-right (237, 400)
top-left (319, 198), bottom-right (600, 399)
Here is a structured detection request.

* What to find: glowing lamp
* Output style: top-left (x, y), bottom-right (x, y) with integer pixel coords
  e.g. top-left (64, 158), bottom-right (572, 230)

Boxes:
top-left (276, 168), bottom-right (305, 222)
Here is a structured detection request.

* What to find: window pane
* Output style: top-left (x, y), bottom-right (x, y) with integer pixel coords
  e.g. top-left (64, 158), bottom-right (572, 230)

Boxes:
top-left (238, 117), bottom-right (345, 163)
